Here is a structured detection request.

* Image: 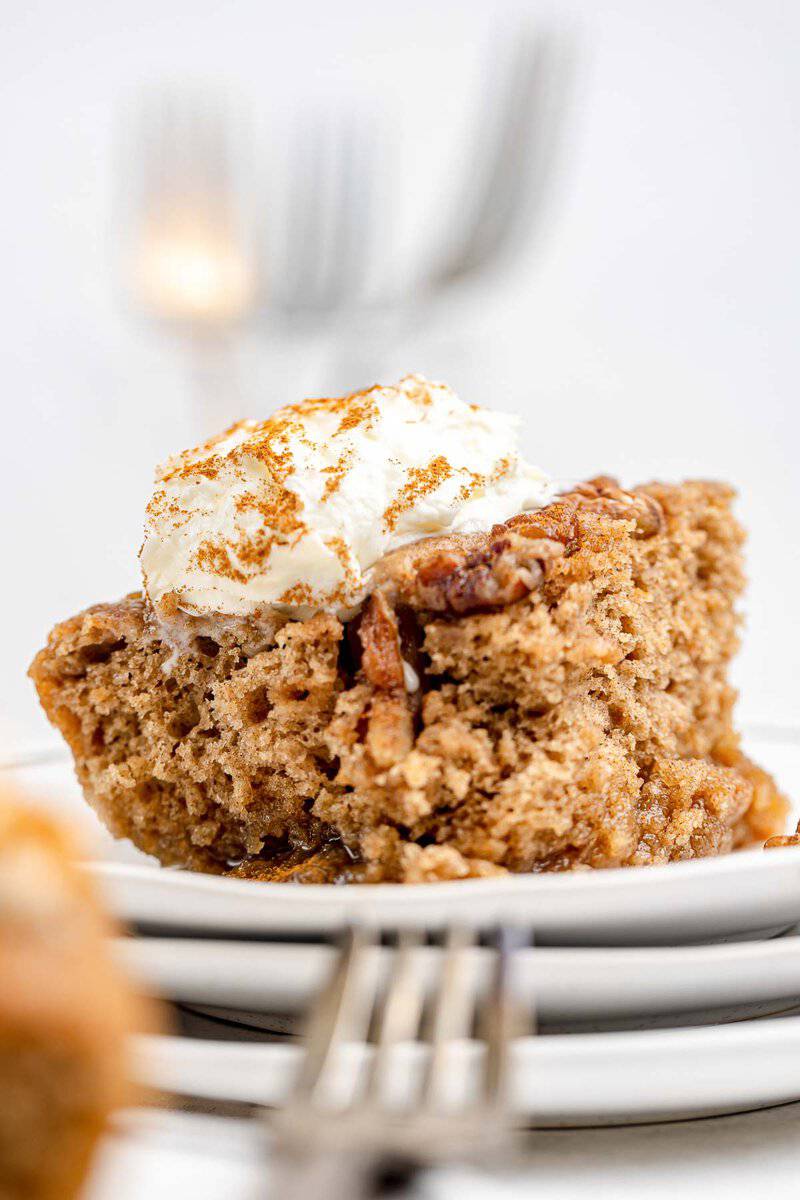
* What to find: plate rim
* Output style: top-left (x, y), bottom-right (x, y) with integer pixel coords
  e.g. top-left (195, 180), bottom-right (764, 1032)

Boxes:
top-left (85, 839), bottom-right (800, 900)
top-left (132, 1011), bottom-right (800, 1122)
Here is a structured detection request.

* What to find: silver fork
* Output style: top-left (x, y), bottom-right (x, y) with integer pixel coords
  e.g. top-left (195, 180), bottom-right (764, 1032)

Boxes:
top-left (282, 109), bottom-right (375, 319)
top-left (426, 24), bottom-right (577, 293)
top-left (270, 925), bottom-right (529, 1200)
top-left (323, 23), bottom-right (576, 391)
top-left (265, 104), bottom-right (378, 395)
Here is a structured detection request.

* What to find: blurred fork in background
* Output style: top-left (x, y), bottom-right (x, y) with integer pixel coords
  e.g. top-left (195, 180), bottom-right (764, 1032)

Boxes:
top-left (275, 105), bottom-right (380, 321)
top-left (301, 21), bottom-right (578, 391)
top-left (426, 23), bottom-right (577, 294)
top-left (118, 20), bottom-right (576, 415)
top-left (261, 101), bottom-right (384, 399)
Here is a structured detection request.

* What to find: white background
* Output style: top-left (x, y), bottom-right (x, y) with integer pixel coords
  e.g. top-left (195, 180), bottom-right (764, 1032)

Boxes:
top-left (2, 0), bottom-right (799, 749)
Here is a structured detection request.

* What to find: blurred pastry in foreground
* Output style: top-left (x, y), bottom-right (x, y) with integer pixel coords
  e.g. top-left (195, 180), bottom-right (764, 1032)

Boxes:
top-left (31, 375), bottom-right (788, 882)
top-left (0, 787), bottom-right (149, 1200)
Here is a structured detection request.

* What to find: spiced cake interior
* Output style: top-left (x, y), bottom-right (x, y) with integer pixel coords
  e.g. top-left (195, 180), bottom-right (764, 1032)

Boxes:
top-left (30, 377), bottom-right (788, 882)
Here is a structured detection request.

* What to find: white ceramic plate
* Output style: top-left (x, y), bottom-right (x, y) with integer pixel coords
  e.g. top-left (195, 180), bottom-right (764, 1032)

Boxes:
top-left (134, 1013), bottom-right (800, 1126)
top-left (118, 932), bottom-right (800, 1023)
top-left (9, 728), bottom-right (800, 947)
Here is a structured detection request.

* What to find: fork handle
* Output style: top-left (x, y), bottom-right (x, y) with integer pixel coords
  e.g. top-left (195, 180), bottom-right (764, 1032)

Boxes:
top-left (271, 1145), bottom-right (418, 1200)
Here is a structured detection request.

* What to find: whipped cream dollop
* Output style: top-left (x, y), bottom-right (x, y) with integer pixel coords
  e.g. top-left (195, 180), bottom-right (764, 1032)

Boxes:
top-left (141, 375), bottom-right (554, 620)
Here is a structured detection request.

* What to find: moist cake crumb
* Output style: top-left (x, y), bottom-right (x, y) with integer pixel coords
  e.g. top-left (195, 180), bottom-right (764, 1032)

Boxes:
top-left (30, 477), bottom-right (788, 882)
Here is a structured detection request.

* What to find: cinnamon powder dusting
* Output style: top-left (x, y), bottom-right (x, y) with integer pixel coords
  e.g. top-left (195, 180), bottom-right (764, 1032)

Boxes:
top-left (277, 536), bottom-right (357, 609)
top-left (383, 456), bottom-right (454, 532)
top-left (194, 541), bottom-right (248, 585)
top-left (151, 391), bottom-right (388, 588)
top-left (143, 376), bottom-right (530, 612)
top-left (322, 448), bottom-right (354, 499)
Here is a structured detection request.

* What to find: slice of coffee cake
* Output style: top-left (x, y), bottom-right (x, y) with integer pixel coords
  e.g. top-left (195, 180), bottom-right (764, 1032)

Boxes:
top-left (30, 452), bottom-right (787, 881)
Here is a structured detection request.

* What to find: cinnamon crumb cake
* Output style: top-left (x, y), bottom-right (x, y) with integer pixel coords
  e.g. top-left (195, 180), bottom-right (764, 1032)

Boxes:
top-left (30, 375), bottom-right (788, 882)
top-left (0, 787), bottom-right (149, 1199)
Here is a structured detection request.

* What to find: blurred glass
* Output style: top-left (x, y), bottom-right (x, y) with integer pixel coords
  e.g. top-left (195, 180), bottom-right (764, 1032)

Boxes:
top-left (122, 88), bottom-right (258, 325)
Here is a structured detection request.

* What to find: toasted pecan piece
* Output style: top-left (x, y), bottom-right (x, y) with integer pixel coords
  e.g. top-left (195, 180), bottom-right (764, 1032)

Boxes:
top-left (366, 690), bottom-right (415, 769)
top-left (508, 477), bottom-right (664, 545)
top-left (765, 821), bottom-right (800, 849)
top-left (359, 592), bottom-right (405, 689)
top-left (574, 476), bottom-right (665, 537)
top-left (375, 530), bottom-right (561, 615)
top-left (413, 535), bottom-right (542, 613)
top-left (357, 593), bottom-right (416, 765)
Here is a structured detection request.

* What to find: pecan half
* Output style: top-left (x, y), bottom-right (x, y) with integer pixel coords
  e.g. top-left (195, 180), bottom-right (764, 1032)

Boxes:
top-left (507, 477), bottom-right (664, 544)
top-left (411, 535), bottom-right (543, 614)
top-left (358, 592), bottom-right (405, 690)
top-left (575, 477), bottom-right (664, 537)
top-left (366, 690), bottom-right (415, 769)
top-left (378, 532), bottom-right (558, 616)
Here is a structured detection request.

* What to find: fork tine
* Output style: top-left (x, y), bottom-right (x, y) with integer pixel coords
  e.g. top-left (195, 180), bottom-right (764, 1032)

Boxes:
top-left (290, 925), bottom-right (374, 1104)
top-left (305, 116), bottom-right (329, 309)
top-left (312, 109), bottom-right (341, 312)
top-left (479, 927), bottom-right (514, 1110)
top-left (329, 111), bottom-right (365, 308)
top-left (362, 929), bottom-right (426, 1104)
top-left (274, 923), bottom-right (523, 1198)
top-left (318, 108), bottom-right (358, 313)
top-left (277, 124), bottom-right (301, 311)
top-left (421, 926), bottom-right (477, 1111)
top-left (483, 28), bottom-right (575, 264)
top-left (282, 113), bottom-right (319, 312)
top-left (446, 28), bottom-right (538, 279)
top-left (431, 23), bottom-right (575, 288)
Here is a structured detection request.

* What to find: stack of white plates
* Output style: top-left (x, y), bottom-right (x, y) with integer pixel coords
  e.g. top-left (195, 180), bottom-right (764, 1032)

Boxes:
top-left (10, 726), bottom-right (800, 1127)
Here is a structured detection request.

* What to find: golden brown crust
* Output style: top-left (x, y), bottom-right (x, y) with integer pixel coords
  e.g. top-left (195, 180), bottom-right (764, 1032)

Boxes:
top-left (30, 478), bottom-right (789, 882)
